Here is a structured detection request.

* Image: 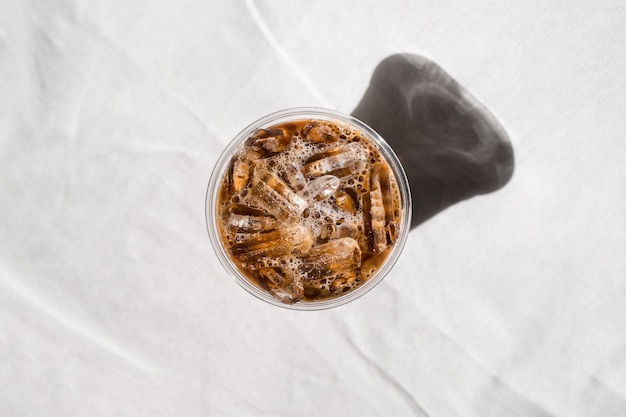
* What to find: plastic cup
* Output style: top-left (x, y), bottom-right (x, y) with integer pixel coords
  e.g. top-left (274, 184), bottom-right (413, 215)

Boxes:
top-left (205, 107), bottom-right (411, 310)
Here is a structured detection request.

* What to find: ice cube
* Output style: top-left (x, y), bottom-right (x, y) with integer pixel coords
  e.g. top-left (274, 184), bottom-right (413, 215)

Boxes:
top-left (334, 189), bottom-right (358, 214)
top-left (301, 237), bottom-right (361, 279)
top-left (282, 162), bottom-right (306, 191)
top-left (372, 162), bottom-right (400, 243)
top-left (247, 128), bottom-right (291, 153)
top-left (302, 279), bottom-right (332, 300)
top-left (363, 185), bottom-right (387, 254)
top-left (319, 159), bottom-right (366, 182)
top-left (318, 223), bottom-right (336, 242)
top-left (227, 213), bottom-right (278, 233)
top-left (227, 204), bottom-right (268, 217)
top-left (229, 156), bottom-right (251, 193)
top-left (256, 267), bottom-right (303, 304)
top-left (248, 168), bottom-right (308, 223)
top-left (329, 271), bottom-right (358, 293)
top-left (304, 142), bottom-right (367, 178)
top-left (230, 225), bottom-right (313, 261)
top-left (301, 271), bottom-right (358, 299)
top-left (302, 121), bottom-right (338, 144)
top-left (300, 175), bottom-right (340, 201)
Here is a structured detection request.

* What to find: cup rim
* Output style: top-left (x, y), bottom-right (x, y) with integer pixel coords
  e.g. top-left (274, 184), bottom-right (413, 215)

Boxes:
top-left (205, 107), bottom-right (412, 310)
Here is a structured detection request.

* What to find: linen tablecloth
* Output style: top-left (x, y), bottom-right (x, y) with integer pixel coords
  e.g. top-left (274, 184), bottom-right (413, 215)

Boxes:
top-left (2, 1), bottom-right (625, 415)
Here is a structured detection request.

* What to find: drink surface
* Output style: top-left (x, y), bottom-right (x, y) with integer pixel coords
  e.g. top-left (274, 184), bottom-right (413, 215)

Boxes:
top-left (216, 119), bottom-right (402, 304)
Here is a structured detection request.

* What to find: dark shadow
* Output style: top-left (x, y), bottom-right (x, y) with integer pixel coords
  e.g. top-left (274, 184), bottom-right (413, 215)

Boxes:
top-left (352, 54), bottom-right (515, 229)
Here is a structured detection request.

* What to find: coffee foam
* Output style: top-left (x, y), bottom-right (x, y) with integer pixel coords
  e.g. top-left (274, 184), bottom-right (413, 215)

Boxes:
top-left (216, 119), bottom-right (401, 302)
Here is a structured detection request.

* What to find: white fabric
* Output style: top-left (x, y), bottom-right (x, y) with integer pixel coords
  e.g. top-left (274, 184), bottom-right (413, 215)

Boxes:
top-left (2, 0), bottom-right (625, 415)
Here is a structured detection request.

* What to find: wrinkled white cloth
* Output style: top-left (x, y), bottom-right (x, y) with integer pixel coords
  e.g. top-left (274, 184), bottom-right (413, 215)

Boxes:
top-left (1, 1), bottom-right (625, 416)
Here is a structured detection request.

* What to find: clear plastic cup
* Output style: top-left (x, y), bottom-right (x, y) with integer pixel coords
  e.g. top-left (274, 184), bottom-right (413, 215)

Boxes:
top-left (205, 107), bottom-right (411, 310)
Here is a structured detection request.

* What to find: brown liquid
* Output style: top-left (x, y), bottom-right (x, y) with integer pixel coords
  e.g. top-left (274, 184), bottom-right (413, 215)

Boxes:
top-left (216, 119), bottom-right (402, 304)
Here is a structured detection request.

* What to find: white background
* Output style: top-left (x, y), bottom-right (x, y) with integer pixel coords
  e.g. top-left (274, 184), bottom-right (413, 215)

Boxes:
top-left (1, 0), bottom-right (625, 415)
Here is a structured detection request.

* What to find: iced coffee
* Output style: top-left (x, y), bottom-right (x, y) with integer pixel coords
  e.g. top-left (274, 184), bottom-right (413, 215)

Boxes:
top-left (209, 110), bottom-right (410, 307)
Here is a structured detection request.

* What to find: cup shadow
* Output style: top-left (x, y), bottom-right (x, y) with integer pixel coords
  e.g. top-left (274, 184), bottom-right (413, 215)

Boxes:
top-left (352, 54), bottom-right (515, 229)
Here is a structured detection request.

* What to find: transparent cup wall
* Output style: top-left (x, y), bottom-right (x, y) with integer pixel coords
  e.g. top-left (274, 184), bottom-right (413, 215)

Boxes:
top-left (206, 108), bottom-right (412, 310)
